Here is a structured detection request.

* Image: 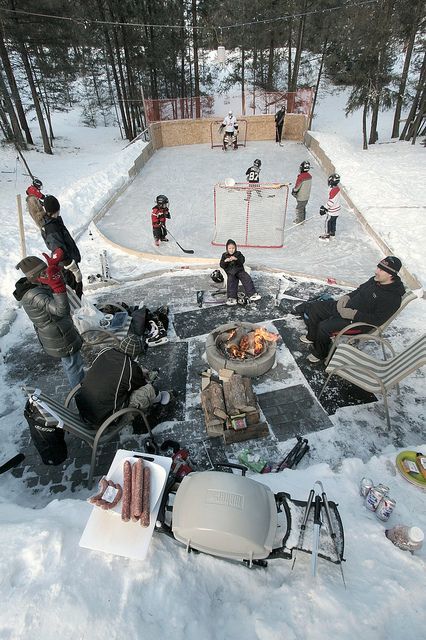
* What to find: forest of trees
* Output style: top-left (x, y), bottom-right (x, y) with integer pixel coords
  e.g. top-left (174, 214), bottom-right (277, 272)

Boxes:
top-left (0, 0), bottom-right (424, 152)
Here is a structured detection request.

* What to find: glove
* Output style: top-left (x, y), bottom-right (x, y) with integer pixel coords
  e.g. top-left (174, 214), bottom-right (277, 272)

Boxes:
top-left (165, 211), bottom-right (171, 219)
top-left (37, 260), bottom-right (66, 294)
top-left (64, 259), bottom-right (82, 283)
top-left (234, 124), bottom-right (238, 130)
top-left (338, 305), bottom-right (356, 320)
top-left (43, 248), bottom-right (64, 266)
top-left (319, 205), bottom-right (328, 216)
top-left (336, 294), bottom-right (350, 315)
top-left (291, 189), bottom-right (297, 198)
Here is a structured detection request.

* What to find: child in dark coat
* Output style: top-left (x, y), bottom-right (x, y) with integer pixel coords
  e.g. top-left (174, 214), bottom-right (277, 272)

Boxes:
top-left (219, 239), bottom-right (261, 305)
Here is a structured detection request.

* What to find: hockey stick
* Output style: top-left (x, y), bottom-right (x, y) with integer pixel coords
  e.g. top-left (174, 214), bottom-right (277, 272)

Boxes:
top-left (285, 216), bottom-right (315, 233)
top-left (164, 228), bottom-right (194, 254)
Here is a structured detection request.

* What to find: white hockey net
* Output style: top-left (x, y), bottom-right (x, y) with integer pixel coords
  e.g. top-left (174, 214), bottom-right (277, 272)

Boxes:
top-left (210, 119), bottom-right (248, 148)
top-left (212, 182), bottom-right (289, 248)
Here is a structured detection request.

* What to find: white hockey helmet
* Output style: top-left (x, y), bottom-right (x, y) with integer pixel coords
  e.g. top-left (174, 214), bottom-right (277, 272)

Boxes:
top-left (228, 110), bottom-right (233, 116)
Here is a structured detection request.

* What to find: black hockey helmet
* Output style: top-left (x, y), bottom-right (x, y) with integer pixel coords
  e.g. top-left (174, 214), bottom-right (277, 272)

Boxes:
top-left (156, 194), bottom-right (169, 207)
top-left (300, 160), bottom-right (310, 172)
top-left (328, 173), bottom-right (340, 187)
top-left (254, 159), bottom-right (261, 168)
top-left (211, 269), bottom-right (224, 283)
top-left (32, 177), bottom-right (43, 189)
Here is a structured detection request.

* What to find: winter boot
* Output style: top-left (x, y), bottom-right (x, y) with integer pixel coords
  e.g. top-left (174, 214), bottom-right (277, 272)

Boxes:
top-left (249, 292), bottom-right (261, 302)
top-left (226, 298), bottom-right (237, 306)
top-left (145, 320), bottom-right (169, 347)
top-left (154, 239), bottom-right (160, 247)
top-left (319, 234), bottom-right (330, 242)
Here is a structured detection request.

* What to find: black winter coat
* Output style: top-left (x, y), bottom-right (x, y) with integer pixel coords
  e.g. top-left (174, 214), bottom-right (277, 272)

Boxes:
top-left (220, 250), bottom-right (246, 275)
top-left (347, 276), bottom-right (405, 326)
top-left (41, 216), bottom-right (81, 265)
top-left (75, 348), bottom-right (147, 425)
top-left (13, 278), bottom-right (82, 358)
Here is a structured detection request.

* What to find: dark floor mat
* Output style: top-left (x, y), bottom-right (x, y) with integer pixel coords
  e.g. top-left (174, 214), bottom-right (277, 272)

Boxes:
top-left (273, 319), bottom-right (377, 415)
top-left (173, 295), bottom-right (284, 339)
top-left (258, 384), bottom-right (333, 439)
top-left (281, 278), bottom-right (348, 302)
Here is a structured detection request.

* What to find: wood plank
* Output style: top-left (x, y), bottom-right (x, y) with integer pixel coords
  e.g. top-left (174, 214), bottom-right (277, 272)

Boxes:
top-left (201, 380), bottom-right (226, 430)
top-left (223, 422), bottom-right (269, 445)
top-left (223, 374), bottom-right (256, 415)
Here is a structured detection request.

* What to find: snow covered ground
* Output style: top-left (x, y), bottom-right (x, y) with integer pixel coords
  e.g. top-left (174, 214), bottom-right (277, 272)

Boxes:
top-left (1, 99), bottom-right (425, 640)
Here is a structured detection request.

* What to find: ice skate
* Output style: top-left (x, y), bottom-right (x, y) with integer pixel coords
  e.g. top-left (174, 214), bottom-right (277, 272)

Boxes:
top-left (319, 234), bottom-right (330, 242)
top-left (145, 320), bottom-right (169, 347)
top-left (249, 292), bottom-right (261, 302)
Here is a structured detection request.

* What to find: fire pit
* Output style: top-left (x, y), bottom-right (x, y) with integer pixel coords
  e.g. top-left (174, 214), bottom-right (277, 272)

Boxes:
top-left (205, 322), bottom-right (278, 378)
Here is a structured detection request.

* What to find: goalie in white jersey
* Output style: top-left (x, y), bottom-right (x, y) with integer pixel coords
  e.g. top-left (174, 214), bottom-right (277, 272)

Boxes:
top-left (219, 111), bottom-right (238, 150)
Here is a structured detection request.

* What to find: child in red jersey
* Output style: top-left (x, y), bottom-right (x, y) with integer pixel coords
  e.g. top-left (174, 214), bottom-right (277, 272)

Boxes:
top-left (151, 194), bottom-right (171, 246)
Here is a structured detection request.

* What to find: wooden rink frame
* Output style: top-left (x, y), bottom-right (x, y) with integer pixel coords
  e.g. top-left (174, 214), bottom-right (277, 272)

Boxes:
top-left (212, 182), bottom-right (290, 249)
top-left (210, 119), bottom-right (248, 149)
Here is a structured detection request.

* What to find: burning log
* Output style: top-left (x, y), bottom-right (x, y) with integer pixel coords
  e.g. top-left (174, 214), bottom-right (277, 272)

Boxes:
top-left (217, 325), bottom-right (279, 360)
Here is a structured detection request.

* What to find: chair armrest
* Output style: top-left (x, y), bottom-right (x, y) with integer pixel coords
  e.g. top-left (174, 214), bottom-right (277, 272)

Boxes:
top-left (346, 334), bottom-right (396, 359)
top-left (325, 322), bottom-right (380, 366)
top-left (64, 384), bottom-right (82, 408)
top-left (94, 407), bottom-right (147, 443)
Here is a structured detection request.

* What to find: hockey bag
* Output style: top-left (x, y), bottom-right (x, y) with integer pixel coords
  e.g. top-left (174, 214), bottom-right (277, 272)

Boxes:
top-left (24, 399), bottom-right (67, 466)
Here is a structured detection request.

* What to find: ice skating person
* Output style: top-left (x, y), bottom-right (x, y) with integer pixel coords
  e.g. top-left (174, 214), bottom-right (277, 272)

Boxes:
top-left (319, 173), bottom-right (341, 241)
top-left (75, 335), bottom-right (170, 427)
top-left (275, 106), bottom-right (286, 145)
top-left (295, 257), bottom-right (405, 363)
top-left (291, 161), bottom-right (312, 224)
top-left (41, 195), bottom-right (83, 298)
top-left (245, 159), bottom-right (262, 184)
top-left (151, 194), bottom-right (171, 247)
top-left (26, 177), bottom-right (45, 201)
top-left (13, 252), bottom-right (84, 388)
top-left (220, 239), bottom-right (261, 305)
top-left (219, 111), bottom-right (239, 150)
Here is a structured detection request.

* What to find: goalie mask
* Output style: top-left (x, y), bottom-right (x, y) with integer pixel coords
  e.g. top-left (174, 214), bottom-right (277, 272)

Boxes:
top-left (300, 161), bottom-right (310, 172)
top-left (254, 159), bottom-right (261, 168)
top-left (156, 194), bottom-right (169, 207)
top-left (228, 111), bottom-right (233, 116)
top-left (33, 177), bottom-right (43, 189)
top-left (328, 173), bottom-right (340, 187)
top-left (211, 270), bottom-right (224, 284)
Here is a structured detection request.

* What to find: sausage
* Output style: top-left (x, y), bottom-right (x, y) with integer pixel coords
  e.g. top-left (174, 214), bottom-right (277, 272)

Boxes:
top-left (99, 481), bottom-right (123, 510)
top-left (140, 466), bottom-right (151, 528)
top-left (131, 459), bottom-right (144, 520)
top-left (130, 460), bottom-right (139, 521)
top-left (121, 460), bottom-right (132, 522)
top-left (88, 477), bottom-right (108, 505)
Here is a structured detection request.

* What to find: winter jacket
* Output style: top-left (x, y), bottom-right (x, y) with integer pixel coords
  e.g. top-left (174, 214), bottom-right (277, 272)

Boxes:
top-left (26, 195), bottom-right (45, 229)
top-left (292, 172), bottom-right (312, 202)
top-left (275, 109), bottom-right (285, 127)
top-left (345, 276), bottom-right (405, 326)
top-left (75, 347), bottom-right (147, 425)
top-left (246, 165), bottom-right (261, 183)
top-left (41, 216), bottom-right (81, 265)
top-left (151, 206), bottom-right (171, 229)
top-left (220, 249), bottom-right (246, 275)
top-left (13, 278), bottom-right (82, 358)
top-left (26, 185), bottom-right (44, 200)
top-left (325, 186), bottom-right (341, 216)
top-left (222, 115), bottom-right (238, 133)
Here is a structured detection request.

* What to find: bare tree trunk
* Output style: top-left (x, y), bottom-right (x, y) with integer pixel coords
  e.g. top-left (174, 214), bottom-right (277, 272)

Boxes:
top-left (309, 36), bottom-right (327, 130)
top-left (241, 46), bottom-right (246, 115)
top-left (368, 93), bottom-right (379, 144)
top-left (192, 0), bottom-right (200, 117)
top-left (30, 49), bottom-right (54, 141)
top-left (391, 8), bottom-right (420, 138)
top-left (267, 31), bottom-right (275, 91)
top-left (0, 69), bottom-right (26, 146)
top-left (19, 42), bottom-right (52, 153)
top-left (0, 101), bottom-right (14, 140)
top-left (362, 100), bottom-right (369, 150)
top-left (0, 28), bottom-right (33, 144)
top-left (290, 0), bottom-right (308, 92)
top-left (287, 21), bottom-right (292, 93)
top-left (410, 86), bottom-right (426, 144)
top-left (400, 52), bottom-right (426, 140)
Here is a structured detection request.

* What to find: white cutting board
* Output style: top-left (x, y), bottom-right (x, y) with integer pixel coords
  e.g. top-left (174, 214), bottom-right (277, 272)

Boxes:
top-left (79, 449), bottom-right (172, 561)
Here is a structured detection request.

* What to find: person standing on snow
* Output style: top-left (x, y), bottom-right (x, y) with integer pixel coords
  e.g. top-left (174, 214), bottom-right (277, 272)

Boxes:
top-left (275, 106), bottom-right (286, 145)
top-left (40, 195), bottom-right (83, 298)
top-left (291, 161), bottom-right (312, 224)
top-left (26, 177), bottom-right (46, 229)
top-left (219, 111), bottom-right (239, 150)
top-left (151, 194), bottom-right (171, 247)
top-left (319, 173), bottom-right (341, 241)
top-left (13, 251), bottom-right (84, 388)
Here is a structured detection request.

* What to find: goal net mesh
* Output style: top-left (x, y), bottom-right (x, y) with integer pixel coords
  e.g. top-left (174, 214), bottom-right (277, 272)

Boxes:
top-left (212, 182), bottom-right (289, 248)
top-left (210, 119), bottom-right (248, 148)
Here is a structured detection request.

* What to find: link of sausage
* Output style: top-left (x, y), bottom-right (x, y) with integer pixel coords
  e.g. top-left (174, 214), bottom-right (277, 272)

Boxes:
top-left (132, 459), bottom-right (144, 520)
top-left (99, 481), bottom-right (123, 510)
top-left (140, 466), bottom-right (151, 528)
top-left (121, 460), bottom-right (132, 522)
top-left (130, 460), bottom-right (139, 521)
top-left (88, 477), bottom-right (108, 505)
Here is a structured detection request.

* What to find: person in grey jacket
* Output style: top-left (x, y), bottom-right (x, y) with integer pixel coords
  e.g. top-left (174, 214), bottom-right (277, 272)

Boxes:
top-left (291, 161), bottom-right (312, 224)
top-left (13, 251), bottom-right (84, 388)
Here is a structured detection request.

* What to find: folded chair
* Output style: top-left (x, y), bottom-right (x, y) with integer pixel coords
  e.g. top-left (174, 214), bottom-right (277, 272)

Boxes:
top-left (324, 290), bottom-right (417, 366)
top-left (24, 386), bottom-right (152, 488)
top-left (319, 334), bottom-right (426, 430)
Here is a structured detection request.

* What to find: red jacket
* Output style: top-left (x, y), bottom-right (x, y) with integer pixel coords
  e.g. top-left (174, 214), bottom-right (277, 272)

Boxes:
top-left (26, 185), bottom-right (45, 200)
top-left (151, 206), bottom-right (170, 229)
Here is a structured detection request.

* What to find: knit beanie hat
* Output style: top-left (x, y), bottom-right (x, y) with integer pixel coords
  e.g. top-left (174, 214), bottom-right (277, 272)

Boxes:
top-left (119, 334), bottom-right (144, 357)
top-left (16, 256), bottom-right (47, 280)
top-left (43, 195), bottom-right (60, 215)
top-left (226, 239), bottom-right (237, 250)
top-left (377, 256), bottom-right (402, 277)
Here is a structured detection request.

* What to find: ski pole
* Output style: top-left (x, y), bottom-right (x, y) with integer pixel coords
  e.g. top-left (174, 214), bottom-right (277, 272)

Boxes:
top-left (292, 439), bottom-right (309, 467)
top-left (315, 481), bottom-right (346, 589)
top-left (275, 436), bottom-right (303, 472)
top-left (292, 488), bottom-right (315, 570)
top-left (311, 494), bottom-right (322, 577)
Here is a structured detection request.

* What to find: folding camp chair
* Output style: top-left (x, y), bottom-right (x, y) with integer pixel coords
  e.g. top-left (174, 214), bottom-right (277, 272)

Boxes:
top-left (319, 334), bottom-right (426, 430)
top-left (324, 290), bottom-right (417, 366)
top-left (24, 385), bottom-right (153, 488)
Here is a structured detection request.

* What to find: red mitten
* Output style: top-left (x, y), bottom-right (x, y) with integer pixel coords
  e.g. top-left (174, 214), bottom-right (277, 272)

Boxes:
top-left (37, 263), bottom-right (66, 294)
top-left (42, 248), bottom-right (64, 266)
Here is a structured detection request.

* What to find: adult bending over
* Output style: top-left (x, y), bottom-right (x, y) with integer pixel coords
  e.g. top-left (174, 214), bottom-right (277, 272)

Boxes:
top-left (296, 256), bottom-right (405, 363)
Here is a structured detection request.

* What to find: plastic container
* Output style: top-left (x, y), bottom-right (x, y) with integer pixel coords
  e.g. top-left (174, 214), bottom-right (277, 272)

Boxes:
top-left (385, 525), bottom-right (424, 552)
top-left (415, 453), bottom-right (426, 479)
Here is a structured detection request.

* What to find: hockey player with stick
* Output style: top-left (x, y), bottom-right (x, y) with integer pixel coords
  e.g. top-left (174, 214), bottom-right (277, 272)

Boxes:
top-left (319, 173), bottom-right (341, 241)
top-left (219, 111), bottom-right (238, 150)
top-left (275, 106), bottom-right (286, 145)
top-left (245, 159), bottom-right (262, 184)
top-left (26, 177), bottom-right (45, 201)
top-left (291, 160), bottom-right (312, 224)
top-left (151, 194), bottom-right (171, 247)
top-left (220, 239), bottom-right (261, 305)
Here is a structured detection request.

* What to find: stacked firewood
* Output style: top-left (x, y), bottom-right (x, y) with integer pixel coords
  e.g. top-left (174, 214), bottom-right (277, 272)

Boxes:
top-left (200, 369), bottom-right (268, 444)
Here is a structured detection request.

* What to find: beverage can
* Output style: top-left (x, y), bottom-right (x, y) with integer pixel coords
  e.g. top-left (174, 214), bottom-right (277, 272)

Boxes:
top-left (376, 495), bottom-right (396, 521)
top-left (375, 483), bottom-right (389, 496)
top-left (360, 477), bottom-right (374, 497)
top-left (365, 485), bottom-right (387, 511)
